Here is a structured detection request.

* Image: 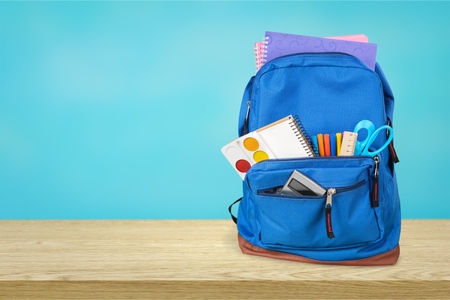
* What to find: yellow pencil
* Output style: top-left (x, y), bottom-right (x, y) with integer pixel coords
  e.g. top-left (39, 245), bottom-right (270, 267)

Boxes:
top-left (336, 133), bottom-right (342, 156)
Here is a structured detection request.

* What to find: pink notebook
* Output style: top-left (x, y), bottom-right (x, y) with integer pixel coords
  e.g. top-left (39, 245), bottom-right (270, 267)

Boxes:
top-left (325, 34), bottom-right (369, 43)
top-left (254, 41), bottom-right (265, 71)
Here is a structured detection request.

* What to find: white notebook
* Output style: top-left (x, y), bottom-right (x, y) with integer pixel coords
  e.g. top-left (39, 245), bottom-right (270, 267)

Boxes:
top-left (256, 115), bottom-right (315, 158)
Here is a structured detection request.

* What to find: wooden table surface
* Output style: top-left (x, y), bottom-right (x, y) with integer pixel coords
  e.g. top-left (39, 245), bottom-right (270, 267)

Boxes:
top-left (0, 220), bottom-right (449, 299)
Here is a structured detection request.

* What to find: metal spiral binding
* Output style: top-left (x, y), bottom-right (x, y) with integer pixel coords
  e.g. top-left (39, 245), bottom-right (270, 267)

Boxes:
top-left (262, 36), bottom-right (269, 64)
top-left (291, 115), bottom-right (317, 156)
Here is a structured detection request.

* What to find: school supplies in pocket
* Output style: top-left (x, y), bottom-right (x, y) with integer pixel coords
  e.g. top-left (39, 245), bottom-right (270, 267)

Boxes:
top-left (226, 32), bottom-right (401, 266)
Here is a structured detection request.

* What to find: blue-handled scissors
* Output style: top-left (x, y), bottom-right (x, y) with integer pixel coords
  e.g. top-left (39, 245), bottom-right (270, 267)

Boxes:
top-left (353, 120), bottom-right (394, 157)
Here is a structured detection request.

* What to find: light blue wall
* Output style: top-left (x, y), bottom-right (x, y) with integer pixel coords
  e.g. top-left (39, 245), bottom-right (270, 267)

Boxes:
top-left (1, 1), bottom-right (449, 219)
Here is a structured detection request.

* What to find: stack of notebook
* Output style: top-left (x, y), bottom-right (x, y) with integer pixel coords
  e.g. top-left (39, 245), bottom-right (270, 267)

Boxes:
top-left (254, 31), bottom-right (377, 71)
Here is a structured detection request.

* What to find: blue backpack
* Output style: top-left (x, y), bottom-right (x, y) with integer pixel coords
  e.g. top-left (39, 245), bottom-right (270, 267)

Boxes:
top-left (229, 53), bottom-right (401, 265)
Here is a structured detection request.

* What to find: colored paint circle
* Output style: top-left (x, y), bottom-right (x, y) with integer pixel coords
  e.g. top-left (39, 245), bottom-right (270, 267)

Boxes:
top-left (253, 150), bottom-right (269, 162)
top-left (243, 137), bottom-right (259, 151)
top-left (235, 159), bottom-right (251, 173)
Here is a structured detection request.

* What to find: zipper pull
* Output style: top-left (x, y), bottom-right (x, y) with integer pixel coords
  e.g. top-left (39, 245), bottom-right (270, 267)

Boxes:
top-left (325, 188), bottom-right (336, 239)
top-left (372, 156), bottom-right (380, 207)
top-left (387, 118), bottom-right (400, 163)
top-left (388, 142), bottom-right (399, 163)
top-left (243, 101), bottom-right (251, 135)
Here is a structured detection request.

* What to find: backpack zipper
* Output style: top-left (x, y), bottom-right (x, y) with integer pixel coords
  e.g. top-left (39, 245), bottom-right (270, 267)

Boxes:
top-left (260, 51), bottom-right (365, 71)
top-left (325, 188), bottom-right (336, 239)
top-left (371, 156), bottom-right (380, 207)
top-left (243, 100), bottom-right (251, 135)
top-left (387, 118), bottom-right (400, 163)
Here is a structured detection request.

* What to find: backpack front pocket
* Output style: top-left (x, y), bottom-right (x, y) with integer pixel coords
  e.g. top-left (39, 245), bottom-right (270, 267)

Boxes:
top-left (244, 157), bottom-right (381, 249)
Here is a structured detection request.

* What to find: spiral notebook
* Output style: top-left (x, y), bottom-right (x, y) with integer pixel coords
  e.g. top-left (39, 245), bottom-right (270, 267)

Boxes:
top-left (221, 115), bottom-right (314, 179)
top-left (254, 41), bottom-right (265, 71)
top-left (256, 115), bottom-right (315, 158)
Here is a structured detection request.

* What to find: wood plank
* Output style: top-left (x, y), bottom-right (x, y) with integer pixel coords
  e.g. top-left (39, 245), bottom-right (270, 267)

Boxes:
top-left (0, 220), bottom-right (449, 299)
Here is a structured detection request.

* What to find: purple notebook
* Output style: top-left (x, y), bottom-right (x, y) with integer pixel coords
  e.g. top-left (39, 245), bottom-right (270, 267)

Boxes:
top-left (264, 31), bottom-right (377, 70)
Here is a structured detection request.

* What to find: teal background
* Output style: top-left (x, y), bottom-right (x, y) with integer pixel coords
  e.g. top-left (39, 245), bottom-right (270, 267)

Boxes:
top-left (1, 1), bottom-right (449, 219)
